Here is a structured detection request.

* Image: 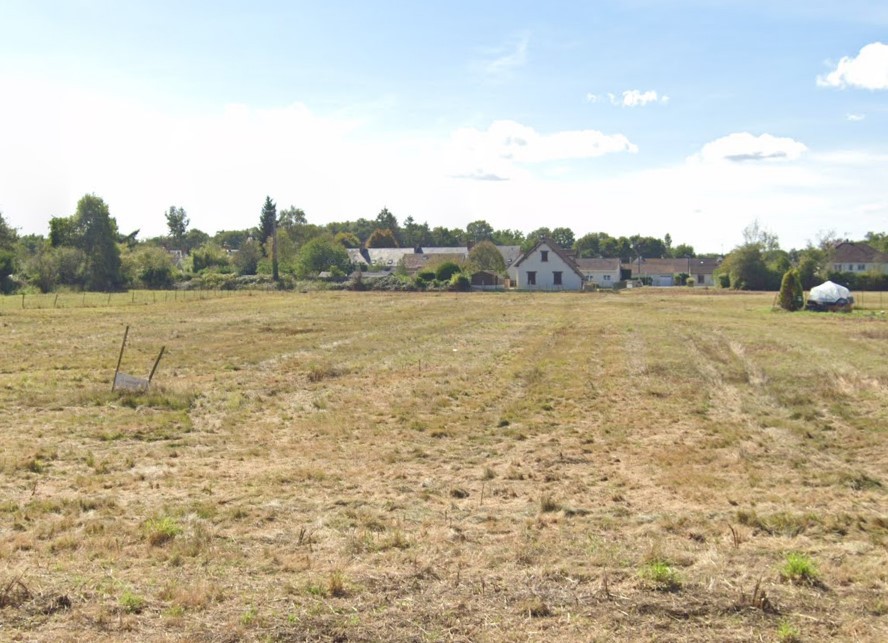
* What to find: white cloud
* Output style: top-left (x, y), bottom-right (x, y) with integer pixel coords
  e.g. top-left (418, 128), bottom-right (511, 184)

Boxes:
top-left (478, 35), bottom-right (529, 77)
top-left (585, 92), bottom-right (600, 103)
top-left (691, 132), bottom-right (808, 163)
top-left (445, 120), bottom-right (637, 180)
top-left (846, 113), bottom-right (866, 121)
top-left (817, 42), bottom-right (888, 89)
top-left (610, 89), bottom-right (669, 107)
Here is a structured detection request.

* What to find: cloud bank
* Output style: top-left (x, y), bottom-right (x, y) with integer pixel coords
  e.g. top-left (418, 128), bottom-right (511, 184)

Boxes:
top-left (818, 42), bottom-right (888, 89)
top-left (692, 132), bottom-right (808, 163)
top-left (447, 120), bottom-right (637, 180)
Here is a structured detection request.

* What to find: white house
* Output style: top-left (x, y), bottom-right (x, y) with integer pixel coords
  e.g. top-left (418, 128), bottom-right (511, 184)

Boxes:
top-left (509, 239), bottom-right (585, 290)
top-left (574, 257), bottom-right (622, 288)
top-left (832, 242), bottom-right (888, 275)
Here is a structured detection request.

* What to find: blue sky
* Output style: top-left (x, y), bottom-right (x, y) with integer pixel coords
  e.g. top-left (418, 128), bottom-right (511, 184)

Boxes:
top-left (2, 1), bottom-right (887, 252)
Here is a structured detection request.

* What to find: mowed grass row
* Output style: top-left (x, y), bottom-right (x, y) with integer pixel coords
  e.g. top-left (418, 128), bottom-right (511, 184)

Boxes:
top-left (0, 289), bottom-right (886, 641)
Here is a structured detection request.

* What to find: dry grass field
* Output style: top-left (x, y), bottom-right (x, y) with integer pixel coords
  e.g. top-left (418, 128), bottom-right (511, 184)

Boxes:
top-left (1, 289), bottom-right (886, 642)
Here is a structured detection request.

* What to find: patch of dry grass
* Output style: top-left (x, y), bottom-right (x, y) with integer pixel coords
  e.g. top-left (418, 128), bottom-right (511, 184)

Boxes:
top-left (0, 289), bottom-right (886, 640)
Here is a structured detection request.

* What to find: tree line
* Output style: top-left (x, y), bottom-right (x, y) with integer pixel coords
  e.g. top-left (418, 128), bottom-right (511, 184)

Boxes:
top-left (1, 194), bottom-right (885, 293)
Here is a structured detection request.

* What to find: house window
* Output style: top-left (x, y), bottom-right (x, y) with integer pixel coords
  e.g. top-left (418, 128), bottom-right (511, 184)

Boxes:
top-left (553, 271), bottom-right (562, 285)
top-left (603, 275), bottom-right (611, 281)
top-left (526, 271), bottom-right (536, 285)
top-left (540, 250), bottom-right (549, 262)
top-left (858, 264), bottom-right (866, 271)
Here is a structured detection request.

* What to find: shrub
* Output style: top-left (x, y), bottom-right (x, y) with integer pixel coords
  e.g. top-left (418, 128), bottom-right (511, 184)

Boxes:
top-left (449, 273), bottom-right (470, 291)
top-left (416, 270), bottom-right (436, 282)
top-left (435, 261), bottom-right (461, 281)
top-left (778, 268), bottom-right (804, 311)
top-left (686, 277), bottom-right (696, 287)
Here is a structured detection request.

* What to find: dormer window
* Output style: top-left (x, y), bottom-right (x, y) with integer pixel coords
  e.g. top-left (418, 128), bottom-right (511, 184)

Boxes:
top-left (540, 250), bottom-right (549, 262)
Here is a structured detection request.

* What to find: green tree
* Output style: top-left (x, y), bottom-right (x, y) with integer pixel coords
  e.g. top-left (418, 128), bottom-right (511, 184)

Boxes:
top-left (278, 206), bottom-right (307, 230)
top-left (366, 228), bottom-right (399, 248)
top-left (0, 212), bottom-right (15, 249)
top-left (629, 235), bottom-right (667, 259)
top-left (429, 226), bottom-right (462, 246)
top-left (234, 238), bottom-right (263, 275)
top-left (778, 268), bottom-right (804, 311)
top-left (864, 231), bottom-right (888, 254)
top-left (466, 220), bottom-right (494, 244)
top-left (742, 219), bottom-right (780, 252)
top-left (334, 232), bottom-right (361, 248)
top-left (213, 229), bottom-right (247, 251)
top-left (73, 194), bottom-right (124, 290)
top-left (718, 245), bottom-right (774, 290)
top-left (797, 247), bottom-right (826, 289)
top-left (491, 228), bottom-right (525, 245)
top-left (574, 232), bottom-right (603, 258)
top-left (551, 227), bottom-right (575, 249)
top-left (671, 243), bottom-right (696, 258)
top-left (133, 246), bottom-right (176, 289)
top-left (49, 216), bottom-right (78, 247)
top-left (258, 196), bottom-right (277, 252)
top-left (165, 206), bottom-right (189, 250)
top-left (375, 208), bottom-right (399, 235)
top-left (295, 235), bottom-right (350, 277)
top-left (401, 216), bottom-right (431, 248)
top-left (467, 240), bottom-right (506, 273)
top-left (191, 242), bottom-right (231, 273)
top-left (0, 212), bottom-right (16, 286)
top-left (523, 227), bottom-right (552, 251)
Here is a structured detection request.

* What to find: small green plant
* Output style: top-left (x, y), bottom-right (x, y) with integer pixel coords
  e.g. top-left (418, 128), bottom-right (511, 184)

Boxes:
top-left (776, 620), bottom-right (801, 642)
top-left (144, 516), bottom-right (182, 546)
top-left (640, 560), bottom-right (681, 591)
top-left (240, 605), bottom-right (257, 626)
top-left (780, 552), bottom-right (819, 584)
top-left (119, 589), bottom-right (145, 613)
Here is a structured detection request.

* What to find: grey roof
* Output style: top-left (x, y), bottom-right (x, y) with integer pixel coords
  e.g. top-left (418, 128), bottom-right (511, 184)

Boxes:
top-left (419, 247), bottom-right (466, 254)
top-left (833, 242), bottom-right (888, 264)
top-left (497, 245), bottom-right (523, 267)
top-left (621, 257), bottom-right (720, 275)
top-left (574, 257), bottom-right (621, 272)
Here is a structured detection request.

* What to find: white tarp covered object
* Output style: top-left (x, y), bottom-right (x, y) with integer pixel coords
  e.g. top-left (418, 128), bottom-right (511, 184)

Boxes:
top-left (808, 280), bottom-right (852, 304)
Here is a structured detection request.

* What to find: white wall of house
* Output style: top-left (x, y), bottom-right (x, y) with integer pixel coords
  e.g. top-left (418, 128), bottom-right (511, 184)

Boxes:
top-left (832, 262), bottom-right (888, 275)
top-left (692, 273), bottom-right (715, 286)
top-left (583, 269), bottom-right (621, 288)
top-left (513, 243), bottom-right (583, 290)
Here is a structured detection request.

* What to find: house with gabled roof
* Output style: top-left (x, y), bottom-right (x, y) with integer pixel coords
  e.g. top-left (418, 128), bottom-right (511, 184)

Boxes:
top-left (622, 257), bottom-right (720, 286)
top-left (508, 238), bottom-right (585, 290)
top-left (574, 257), bottom-right (622, 288)
top-left (831, 242), bottom-right (888, 275)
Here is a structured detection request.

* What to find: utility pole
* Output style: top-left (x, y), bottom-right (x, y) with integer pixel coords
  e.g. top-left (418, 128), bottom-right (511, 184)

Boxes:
top-left (272, 211), bottom-right (279, 282)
